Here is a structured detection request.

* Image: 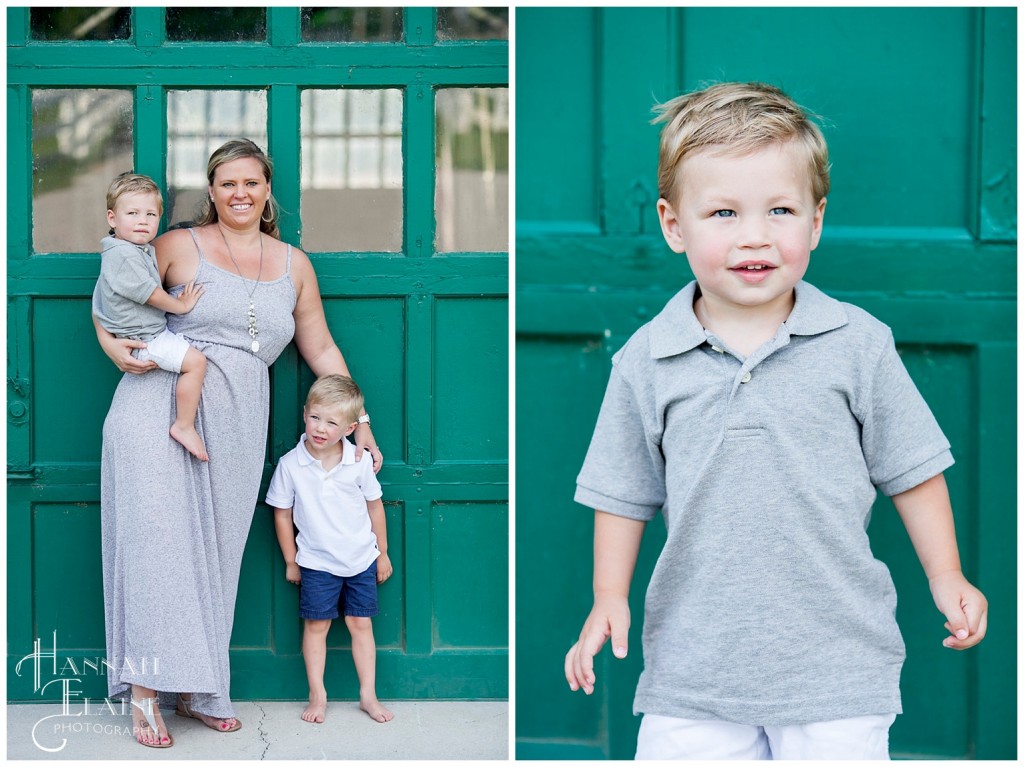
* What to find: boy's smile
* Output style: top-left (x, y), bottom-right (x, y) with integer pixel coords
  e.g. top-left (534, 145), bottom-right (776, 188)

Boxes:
top-left (657, 140), bottom-right (826, 325)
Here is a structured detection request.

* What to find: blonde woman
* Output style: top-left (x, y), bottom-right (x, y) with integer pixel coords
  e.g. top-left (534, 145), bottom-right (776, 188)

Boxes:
top-left (94, 139), bottom-right (382, 748)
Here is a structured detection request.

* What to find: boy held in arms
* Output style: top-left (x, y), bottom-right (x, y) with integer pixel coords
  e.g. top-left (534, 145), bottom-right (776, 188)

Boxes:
top-left (565, 82), bottom-right (988, 760)
top-left (92, 172), bottom-right (209, 461)
top-left (268, 375), bottom-right (394, 724)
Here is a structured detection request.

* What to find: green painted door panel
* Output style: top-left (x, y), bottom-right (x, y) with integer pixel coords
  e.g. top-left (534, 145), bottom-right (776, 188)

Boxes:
top-left (516, 7), bottom-right (1015, 760)
top-left (8, 6), bottom-right (508, 706)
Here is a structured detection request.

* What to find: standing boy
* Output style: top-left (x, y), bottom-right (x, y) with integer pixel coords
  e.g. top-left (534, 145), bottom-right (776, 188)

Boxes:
top-left (564, 82), bottom-right (987, 759)
top-left (268, 374), bottom-right (394, 724)
top-left (93, 172), bottom-right (208, 461)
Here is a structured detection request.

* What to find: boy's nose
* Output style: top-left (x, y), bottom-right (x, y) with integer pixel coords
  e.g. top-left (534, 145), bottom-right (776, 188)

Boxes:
top-left (737, 220), bottom-right (770, 248)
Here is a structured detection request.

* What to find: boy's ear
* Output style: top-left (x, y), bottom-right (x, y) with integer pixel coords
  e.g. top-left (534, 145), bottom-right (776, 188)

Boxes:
top-left (809, 197), bottom-right (827, 252)
top-left (106, 209), bottom-right (117, 228)
top-left (344, 422), bottom-right (358, 436)
top-left (657, 198), bottom-right (686, 254)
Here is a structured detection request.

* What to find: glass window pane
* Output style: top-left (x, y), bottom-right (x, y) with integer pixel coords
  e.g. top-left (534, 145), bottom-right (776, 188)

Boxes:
top-left (166, 7), bottom-right (267, 42)
top-left (437, 8), bottom-right (508, 41)
top-left (300, 89), bottom-right (403, 253)
top-left (31, 89), bottom-right (134, 253)
top-left (301, 8), bottom-right (403, 42)
top-left (166, 90), bottom-right (268, 226)
top-left (30, 8), bottom-right (131, 41)
top-left (435, 88), bottom-right (509, 253)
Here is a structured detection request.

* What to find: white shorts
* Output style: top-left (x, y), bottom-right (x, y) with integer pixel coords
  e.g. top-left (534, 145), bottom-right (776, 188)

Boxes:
top-left (636, 712), bottom-right (897, 760)
top-left (132, 328), bottom-right (191, 374)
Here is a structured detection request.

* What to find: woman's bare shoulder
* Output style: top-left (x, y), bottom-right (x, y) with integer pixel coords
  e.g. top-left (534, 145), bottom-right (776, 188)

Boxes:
top-left (153, 226), bottom-right (198, 255)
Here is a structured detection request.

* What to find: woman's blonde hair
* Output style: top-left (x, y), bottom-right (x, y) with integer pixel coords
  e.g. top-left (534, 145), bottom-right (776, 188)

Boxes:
top-left (305, 374), bottom-right (364, 426)
top-left (653, 82), bottom-right (830, 205)
top-left (195, 138), bottom-right (281, 238)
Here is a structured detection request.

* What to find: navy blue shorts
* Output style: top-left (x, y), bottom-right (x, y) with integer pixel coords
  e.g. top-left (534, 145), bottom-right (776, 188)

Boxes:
top-left (298, 561), bottom-right (378, 620)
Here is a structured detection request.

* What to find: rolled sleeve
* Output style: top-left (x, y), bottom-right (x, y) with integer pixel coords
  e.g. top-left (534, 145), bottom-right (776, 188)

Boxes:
top-left (861, 333), bottom-right (954, 496)
top-left (575, 362), bottom-right (665, 521)
top-left (265, 462), bottom-right (295, 509)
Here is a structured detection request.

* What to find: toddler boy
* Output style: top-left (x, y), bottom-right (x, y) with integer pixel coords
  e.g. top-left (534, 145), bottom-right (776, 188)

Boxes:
top-left (564, 82), bottom-right (988, 760)
top-left (268, 374), bottom-right (394, 724)
top-left (92, 172), bottom-right (208, 460)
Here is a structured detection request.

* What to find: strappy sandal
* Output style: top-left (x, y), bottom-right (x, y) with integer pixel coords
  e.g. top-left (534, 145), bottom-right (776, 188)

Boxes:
top-left (175, 693), bottom-right (243, 732)
top-left (131, 696), bottom-right (173, 748)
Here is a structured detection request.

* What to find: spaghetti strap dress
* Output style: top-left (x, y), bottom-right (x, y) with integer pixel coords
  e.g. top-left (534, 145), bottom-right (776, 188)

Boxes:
top-left (100, 228), bottom-right (295, 718)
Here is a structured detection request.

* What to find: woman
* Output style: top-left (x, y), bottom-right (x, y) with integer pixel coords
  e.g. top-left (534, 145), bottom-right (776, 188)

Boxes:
top-left (95, 139), bottom-right (382, 748)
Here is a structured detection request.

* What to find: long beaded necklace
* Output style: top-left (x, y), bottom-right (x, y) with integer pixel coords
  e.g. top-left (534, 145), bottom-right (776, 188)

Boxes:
top-left (217, 225), bottom-right (264, 353)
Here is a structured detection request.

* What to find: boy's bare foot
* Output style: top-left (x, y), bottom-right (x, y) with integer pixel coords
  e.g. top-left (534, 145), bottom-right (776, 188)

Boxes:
top-left (170, 423), bottom-right (209, 461)
top-left (360, 695), bottom-right (394, 723)
top-left (301, 696), bottom-right (327, 724)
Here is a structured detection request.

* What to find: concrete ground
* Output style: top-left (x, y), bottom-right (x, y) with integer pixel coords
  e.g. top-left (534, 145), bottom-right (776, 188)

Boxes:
top-left (6, 700), bottom-right (509, 760)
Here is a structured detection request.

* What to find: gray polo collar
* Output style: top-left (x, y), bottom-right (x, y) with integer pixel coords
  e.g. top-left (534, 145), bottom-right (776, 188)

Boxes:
top-left (649, 280), bottom-right (849, 360)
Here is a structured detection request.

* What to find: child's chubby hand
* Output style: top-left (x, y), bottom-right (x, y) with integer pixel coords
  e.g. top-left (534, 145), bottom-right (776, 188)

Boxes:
top-left (177, 280), bottom-right (204, 312)
top-left (564, 594), bottom-right (630, 695)
top-left (285, 562), bottom-right (301, 585)
top-left (928, 569), bottom-right (988, 650)
top-left (376, 552), bottom-right (393, 584)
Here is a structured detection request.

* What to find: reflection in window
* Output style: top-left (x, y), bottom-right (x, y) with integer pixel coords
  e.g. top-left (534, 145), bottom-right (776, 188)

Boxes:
top-left (435, 89), bottom-right (508, 253)
top-left (31, 89), bottom-right (133, 253)
top-left (301, 8), bottom-right (403, 42)
top-left (165, 7), bottom-right (266, 42)
top-left (30, 7), bottom-right (131, 41)
top-left (300, 90), bottom-right (403, 252)
top-left (166, 90), bottom-right (268, 226)
top-left (437, 8), bottom-right (508, 41)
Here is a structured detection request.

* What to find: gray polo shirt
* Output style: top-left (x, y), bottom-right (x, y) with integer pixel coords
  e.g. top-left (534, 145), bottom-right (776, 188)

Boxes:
top-left (92, 235), bottom-right (167, 341)
top-left (575, 280), bottom-right (953, 725)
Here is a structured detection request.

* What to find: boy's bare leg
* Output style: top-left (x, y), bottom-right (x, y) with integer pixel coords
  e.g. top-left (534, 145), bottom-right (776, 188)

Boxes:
top-left (301, 619), bottom-right (331, 723)
top-left (345, 615), bottom-right (393, 722)
top-left (169, 347), bottom-right (208, 461)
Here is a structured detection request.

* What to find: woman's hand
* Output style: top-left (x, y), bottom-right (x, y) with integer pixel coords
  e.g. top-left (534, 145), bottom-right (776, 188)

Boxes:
top-left (354, 422), bottom-right (383, 473)
top-left (94, 317), bottom-right (157, 374)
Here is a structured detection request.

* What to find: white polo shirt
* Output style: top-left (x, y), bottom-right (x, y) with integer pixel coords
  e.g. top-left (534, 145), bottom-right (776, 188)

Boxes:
top-left (266, 435), bottom-right (383, 577)
top-left (576, 280), bottom-right (953, 725)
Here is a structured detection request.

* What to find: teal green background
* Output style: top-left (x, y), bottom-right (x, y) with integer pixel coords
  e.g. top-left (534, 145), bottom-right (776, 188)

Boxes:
top-left (516, 7), bottom-right (1015, 759)
top-left (8, 7), bottom-right (508, 704)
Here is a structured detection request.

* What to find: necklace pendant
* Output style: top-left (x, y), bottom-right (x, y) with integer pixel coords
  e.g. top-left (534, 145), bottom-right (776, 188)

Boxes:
top-left (251, 339), bottom-right (260, 353)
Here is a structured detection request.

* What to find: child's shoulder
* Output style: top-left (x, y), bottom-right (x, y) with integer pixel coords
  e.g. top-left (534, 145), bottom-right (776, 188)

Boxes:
top-left (612, 281), bottom-right (702, 370)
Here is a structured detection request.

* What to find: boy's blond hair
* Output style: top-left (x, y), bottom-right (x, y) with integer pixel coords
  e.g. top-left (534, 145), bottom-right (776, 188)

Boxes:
top-left (653, 82), bottom-right (830, 206)
top-left (106, 172), bottom-right (163, 214)
top-left (305, 374), bottom-right (364, 426)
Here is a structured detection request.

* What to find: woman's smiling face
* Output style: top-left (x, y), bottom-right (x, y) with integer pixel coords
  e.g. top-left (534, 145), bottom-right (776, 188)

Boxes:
top-left (209, 156), bottom-right (271, 229)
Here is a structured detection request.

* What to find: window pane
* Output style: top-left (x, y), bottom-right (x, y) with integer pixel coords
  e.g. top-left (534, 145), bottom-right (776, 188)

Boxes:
top-left (435, 89), bottom-right (509, 253)
top-left (166, 90), bottom-right (268, 226)
top-left (30, 8), bottom-right (132, 41)
top-left (300, 89), bottom-right (403, 252)
top-left (437, 8), bottom-right (508, 41)
top-left (301, 7), bottom-right (403, 42)
top-left (165, 7), bottom-right (267, 42)
top-left (31, 89), bottom-right (133, 253)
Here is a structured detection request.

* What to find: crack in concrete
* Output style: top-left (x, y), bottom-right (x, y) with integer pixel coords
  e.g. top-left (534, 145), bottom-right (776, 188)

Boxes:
top-left (253, 702), bottom-right (270, 759)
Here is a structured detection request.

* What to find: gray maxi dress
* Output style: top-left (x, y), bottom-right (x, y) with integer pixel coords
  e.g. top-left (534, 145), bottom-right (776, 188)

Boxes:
top-left (101, 230), bottom-right (295, 718)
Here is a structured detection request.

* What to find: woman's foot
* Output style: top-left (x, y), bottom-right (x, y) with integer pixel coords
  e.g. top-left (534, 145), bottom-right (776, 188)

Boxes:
top-left (301, 694), bottom-right (327, 724)
top-left (359, 694), bottom-right (394, 723)
top-left (131, 695), bottom-right (173, 748)
top-left (170, 423), bottom-right (209, 461)
top-left (175, 693), bottom-right (241, 732)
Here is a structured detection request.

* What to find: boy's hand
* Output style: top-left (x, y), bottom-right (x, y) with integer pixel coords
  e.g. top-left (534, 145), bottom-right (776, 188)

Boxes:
top-left (376, 553), bottom-right (393, 583)
top-left (564, 595), bottom-right (630, 695)
top-left (285, 562), bottom-right (301, 585)
top-left (928, 570), bottom-right (988, 650)
top-left (176, 280), bottom-right (204, 313)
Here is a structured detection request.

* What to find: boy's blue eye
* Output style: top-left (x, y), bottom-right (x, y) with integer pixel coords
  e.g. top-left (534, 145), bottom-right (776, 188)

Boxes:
top-left (770, 207), bottom-right (793, 215)
top-left (712, 210), bottom-right (735, 218)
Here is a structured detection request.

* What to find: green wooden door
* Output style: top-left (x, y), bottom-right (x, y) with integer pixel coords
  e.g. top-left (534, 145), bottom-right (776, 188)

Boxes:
top-left (516, 7), bottom-right (1015, 759)
top-left (8, 6), bottom-right (508, 704)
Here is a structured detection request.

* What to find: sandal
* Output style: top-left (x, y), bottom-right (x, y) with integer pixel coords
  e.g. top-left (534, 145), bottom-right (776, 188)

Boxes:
top-left (131, 696), bottom-right (173, 748)
top-left (175, 693), bottom-right (243, 732)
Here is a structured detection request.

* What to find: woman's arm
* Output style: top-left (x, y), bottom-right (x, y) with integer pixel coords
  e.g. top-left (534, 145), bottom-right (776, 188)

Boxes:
top-left (292, 249), bottom-right (382, 471)
top-left (93, 313), bottom-right (158, 374)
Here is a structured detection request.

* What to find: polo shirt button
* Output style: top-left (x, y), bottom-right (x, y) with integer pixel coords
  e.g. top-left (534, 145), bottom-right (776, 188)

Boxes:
top-left (740, 371), bottom-right (752, 384)
top-left (711, 345), bottom-right (724, 353)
